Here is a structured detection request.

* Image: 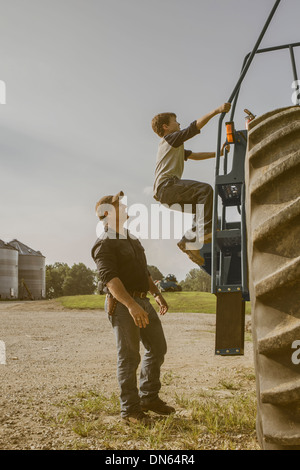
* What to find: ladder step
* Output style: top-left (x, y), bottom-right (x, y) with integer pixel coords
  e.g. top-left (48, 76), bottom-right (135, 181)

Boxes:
top-left (216, 229), bottom-right (241, 253)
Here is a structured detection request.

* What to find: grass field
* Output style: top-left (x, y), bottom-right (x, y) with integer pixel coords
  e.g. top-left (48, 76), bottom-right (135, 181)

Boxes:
top-left (45, 371), bottom-right (258, 450)
top-left (57, 291), bottom-right (251, 315)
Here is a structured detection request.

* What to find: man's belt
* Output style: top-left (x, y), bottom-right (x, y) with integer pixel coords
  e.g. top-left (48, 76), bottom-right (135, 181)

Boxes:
top-left (128, 291), bottom-right (148, 299)
top-left (106, 291), bottom-right (147, 316)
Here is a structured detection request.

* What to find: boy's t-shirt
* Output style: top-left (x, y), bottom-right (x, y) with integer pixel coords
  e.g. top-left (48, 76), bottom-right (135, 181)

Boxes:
top-left (153, 121), bottom-right (200, 196)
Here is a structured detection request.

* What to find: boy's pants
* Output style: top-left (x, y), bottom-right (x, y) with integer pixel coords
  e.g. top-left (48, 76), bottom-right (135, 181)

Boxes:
top-left (106, 297), bottom-right (167, 417)
top-left (156, 177), bottom-right (213, 246)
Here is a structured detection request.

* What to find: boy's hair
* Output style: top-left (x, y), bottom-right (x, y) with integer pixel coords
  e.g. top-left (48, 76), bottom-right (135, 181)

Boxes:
top-left (151, 112), bottom-right (176, 138)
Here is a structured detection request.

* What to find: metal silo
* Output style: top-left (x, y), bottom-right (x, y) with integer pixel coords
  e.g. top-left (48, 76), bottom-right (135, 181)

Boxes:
top-left (9, 239), bottom-right (46, 300)
top-left (0, 240), bottom-right (19, 299)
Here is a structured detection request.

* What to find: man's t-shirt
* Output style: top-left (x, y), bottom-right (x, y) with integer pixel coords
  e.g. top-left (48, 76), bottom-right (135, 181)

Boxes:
top-left (153, 121), bottom-right (200, 196)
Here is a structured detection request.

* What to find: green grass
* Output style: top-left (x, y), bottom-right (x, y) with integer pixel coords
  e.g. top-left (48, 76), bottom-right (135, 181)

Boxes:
top-left (58, 294), bottom-right (106, 310)
top-left (56, 292), bottom-right (251, 315)
top-left (44, 371), bottom-right (258, 450)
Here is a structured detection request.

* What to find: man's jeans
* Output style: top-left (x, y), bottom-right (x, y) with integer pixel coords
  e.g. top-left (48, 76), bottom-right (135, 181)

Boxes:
top-left (106, 297), bottom-right (167, 417)
top-left (156, 177), bottom-right (213, 246)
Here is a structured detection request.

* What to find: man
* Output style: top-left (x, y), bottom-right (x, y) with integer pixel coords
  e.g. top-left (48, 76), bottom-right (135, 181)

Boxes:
top-left (91, 191), bottom-right (175, 424)
top-left (152, 103), bottom-right (231, 266)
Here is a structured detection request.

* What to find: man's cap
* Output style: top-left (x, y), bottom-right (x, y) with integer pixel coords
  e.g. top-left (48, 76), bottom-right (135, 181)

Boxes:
top-left (95, 191), bottom-right (124, 220)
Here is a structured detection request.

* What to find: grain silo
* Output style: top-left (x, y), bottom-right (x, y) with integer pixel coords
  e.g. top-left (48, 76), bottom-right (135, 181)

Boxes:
top-left (9, 239), bottom-right (46, 300)
top-left (0, 240), bottom-right (19, 299)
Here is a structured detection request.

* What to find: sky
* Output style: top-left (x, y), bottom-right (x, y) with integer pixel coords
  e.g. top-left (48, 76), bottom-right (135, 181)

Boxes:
top-left (0, 0), bottom-right (299, 281)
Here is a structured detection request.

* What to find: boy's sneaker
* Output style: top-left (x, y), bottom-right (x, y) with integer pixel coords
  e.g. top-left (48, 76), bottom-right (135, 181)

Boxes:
top-left (122, 410), bottom-right (153, 425)
top-left (203, 232), bottom-right (212, 244)
top-left (141, 397), bottom-right (175, 416)
top-left (177, 240), bottom-right (204, 266)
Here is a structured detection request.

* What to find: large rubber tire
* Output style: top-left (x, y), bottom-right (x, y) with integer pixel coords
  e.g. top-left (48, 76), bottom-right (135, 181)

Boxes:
top-left (245, 106), bottom-right (300, 450)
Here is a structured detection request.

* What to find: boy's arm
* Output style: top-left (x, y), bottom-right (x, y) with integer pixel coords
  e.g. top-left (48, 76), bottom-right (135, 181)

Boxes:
top-left (187, 143), bottom-right (230, 161)
top-left (164, 122), bottom-right (200, 148)
top-left (188, 152), bottom-right (215, 161)
top-left (195, 103), bottom-right (231, 131)
top-left (164, 103), bottom-right (231, 150)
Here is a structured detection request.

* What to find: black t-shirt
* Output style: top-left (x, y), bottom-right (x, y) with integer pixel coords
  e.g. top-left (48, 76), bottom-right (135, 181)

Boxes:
top-left (91, 227), bottom-right (150, 293)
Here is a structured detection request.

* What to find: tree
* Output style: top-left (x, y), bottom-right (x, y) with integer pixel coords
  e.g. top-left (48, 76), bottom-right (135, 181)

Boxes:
top-left (46, 263), bottom-right (70, 298)
top-left (180, 268), bottom-right (210, 292)
top-left (147, 265), bottom-right (164, 281)
top-left (62, 263), bottom-right (97, 296)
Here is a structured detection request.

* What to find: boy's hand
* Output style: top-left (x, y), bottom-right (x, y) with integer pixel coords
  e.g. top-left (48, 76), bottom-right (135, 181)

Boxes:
top-left (217, 103), bottom-right (231, 114)
top-left (220, 142), bottom-right (231, 157)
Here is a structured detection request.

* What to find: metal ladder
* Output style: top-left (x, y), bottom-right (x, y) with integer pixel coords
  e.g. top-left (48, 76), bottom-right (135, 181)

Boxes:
top-left (208, 0), bottom-right (300, 356)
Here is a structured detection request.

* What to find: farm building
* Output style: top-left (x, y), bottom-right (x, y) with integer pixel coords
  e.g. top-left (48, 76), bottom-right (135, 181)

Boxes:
top-left (0, 240), bottom-right (19, 299)
top-left (0, 239), bottom-right (46, 300)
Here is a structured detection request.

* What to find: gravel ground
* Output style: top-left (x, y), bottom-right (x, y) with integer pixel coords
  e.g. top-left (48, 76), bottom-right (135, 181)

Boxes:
top-left (0, 300), bottom-right (255, 450)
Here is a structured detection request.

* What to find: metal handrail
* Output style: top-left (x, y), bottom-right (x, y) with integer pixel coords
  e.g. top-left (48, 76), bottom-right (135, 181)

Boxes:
top-left (229, 41), bottom-right (300, 125)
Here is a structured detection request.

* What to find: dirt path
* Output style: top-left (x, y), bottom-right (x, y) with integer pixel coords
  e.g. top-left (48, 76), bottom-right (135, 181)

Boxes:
top-left (0, 300), bottom-right (255, 450)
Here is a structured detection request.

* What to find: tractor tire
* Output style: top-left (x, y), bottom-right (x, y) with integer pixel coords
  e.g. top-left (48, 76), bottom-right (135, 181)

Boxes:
top-left (245, 105), bottom-right (300, 450)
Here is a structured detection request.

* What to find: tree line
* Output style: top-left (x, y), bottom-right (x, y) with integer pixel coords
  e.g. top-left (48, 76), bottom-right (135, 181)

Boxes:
top-left (46, 263), bottom-right (97, 298)
top-left (46, 263), bottom-right (210, 298)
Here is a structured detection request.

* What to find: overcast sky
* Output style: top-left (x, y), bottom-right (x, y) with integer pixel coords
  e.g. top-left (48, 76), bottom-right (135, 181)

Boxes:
top-left (0, 0), bottom-right (299, 281)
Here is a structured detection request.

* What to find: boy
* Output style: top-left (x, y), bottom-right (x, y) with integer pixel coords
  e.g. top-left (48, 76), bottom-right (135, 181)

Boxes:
top-left (152, 103), bottom-right (231, 266)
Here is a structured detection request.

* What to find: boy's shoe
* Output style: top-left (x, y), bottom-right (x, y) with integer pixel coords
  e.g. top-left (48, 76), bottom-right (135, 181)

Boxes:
top-left (141, 397), bottom-right (175, 416)
top-left (177, 240), bottom-right (205, 266)
top-left (203, 232), bottom-right (212, 244)
top-left (122, 410), bottom-right (153, 425)
top-left (182, 230), bottom-right (213, 246)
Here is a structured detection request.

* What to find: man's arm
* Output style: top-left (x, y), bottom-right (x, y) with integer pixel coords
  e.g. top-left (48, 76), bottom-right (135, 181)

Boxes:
top-left (107, 277), bottom-right (150, 328)
top-left (195, 103), bottom-right (231, 131)
top-left (148, 276), bottom-right (169, 316)
top-left (93, 239), bottom-right (149, 328)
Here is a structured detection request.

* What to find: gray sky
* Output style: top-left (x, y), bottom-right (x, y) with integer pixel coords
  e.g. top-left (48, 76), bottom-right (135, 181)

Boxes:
top-left (0, 0), bottom-right (299, 281)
